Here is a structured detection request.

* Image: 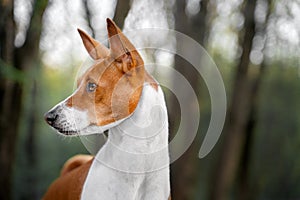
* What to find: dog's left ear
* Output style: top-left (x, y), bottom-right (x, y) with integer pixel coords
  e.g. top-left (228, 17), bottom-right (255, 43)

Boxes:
top-left (78, 28), bottom-right (109, 60)
top-left (106, 18), bottom-right (143, 73)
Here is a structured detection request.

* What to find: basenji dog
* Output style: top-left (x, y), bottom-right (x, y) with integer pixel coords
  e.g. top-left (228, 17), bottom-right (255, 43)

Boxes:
top-left (43, 18), bottom-right (171, 200)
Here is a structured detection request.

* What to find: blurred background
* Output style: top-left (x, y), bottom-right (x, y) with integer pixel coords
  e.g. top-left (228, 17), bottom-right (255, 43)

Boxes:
top-left (1, 0), bottom-right (300, 199)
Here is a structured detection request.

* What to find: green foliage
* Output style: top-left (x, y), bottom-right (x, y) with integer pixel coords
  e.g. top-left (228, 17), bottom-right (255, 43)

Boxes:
top-left (249, 64), bottom-right (300, 199)
top-left (11, 58), bottom-right (300, 200)
top-left (0, 59), bottom-right (25, 83)
top-left (13, 64), bottom-right (88, 200)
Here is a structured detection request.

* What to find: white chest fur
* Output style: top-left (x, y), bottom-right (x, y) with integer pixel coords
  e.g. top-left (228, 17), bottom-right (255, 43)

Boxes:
top-left (81, 84), bottom-right (170, 200)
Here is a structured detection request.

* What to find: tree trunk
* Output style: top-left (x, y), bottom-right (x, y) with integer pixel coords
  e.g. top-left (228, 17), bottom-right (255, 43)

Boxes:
top-left (0, 0), bottom-right (48, 199)
top-left (0, 1), bottom-right (18, 199)
top-left (209, 0), bottom-right (257, 200)
top-left (113, 0), bottom-right (131, 30)
top-left (82, 0), bottom-right (95, 38)
top-left (24, 80), bottom-right (39, 199)
top-left (170, 0), bottom-right (209, 199)
top-left (237, 61), bottom-right (266, 200)
top-left (237, 1), bottom-right (272, 199)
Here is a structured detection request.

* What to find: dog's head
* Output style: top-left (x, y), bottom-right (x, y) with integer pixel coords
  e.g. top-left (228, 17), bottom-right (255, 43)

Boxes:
top-left (44, 19), bottom-right (145, 136)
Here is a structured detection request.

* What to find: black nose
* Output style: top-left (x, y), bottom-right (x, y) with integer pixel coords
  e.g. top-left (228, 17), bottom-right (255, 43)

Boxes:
top-left (44, 110), bottom-right (58, 126)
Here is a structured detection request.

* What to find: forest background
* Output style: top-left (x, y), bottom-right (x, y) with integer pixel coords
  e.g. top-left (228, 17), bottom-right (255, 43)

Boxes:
top-left (0, 0), bottom-right (300, 199)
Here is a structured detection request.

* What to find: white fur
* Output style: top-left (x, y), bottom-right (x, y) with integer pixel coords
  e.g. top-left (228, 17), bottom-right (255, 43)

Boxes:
top-left (81, 84), bottom-right (170, 200)
top-left (50, 93), bottom-right (128, 135)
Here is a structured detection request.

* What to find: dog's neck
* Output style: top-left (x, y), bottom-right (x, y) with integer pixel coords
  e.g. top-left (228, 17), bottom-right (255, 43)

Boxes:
top-left (81, 83), bottom-right (170, 200)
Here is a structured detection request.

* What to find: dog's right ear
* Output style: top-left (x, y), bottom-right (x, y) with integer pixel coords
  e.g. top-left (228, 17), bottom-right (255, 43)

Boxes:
top-left (106, 18), bottom-right (144, 74)
top-left (77, 29), bottom-right (109, 60)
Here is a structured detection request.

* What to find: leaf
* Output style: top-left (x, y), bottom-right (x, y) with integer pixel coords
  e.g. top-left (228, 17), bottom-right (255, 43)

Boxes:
top-left (0, 59), bottom-right (25, 83)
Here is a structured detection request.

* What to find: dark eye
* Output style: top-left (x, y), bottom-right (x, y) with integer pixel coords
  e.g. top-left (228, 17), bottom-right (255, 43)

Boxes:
top-left (87, 82), bottom-right (97, 92)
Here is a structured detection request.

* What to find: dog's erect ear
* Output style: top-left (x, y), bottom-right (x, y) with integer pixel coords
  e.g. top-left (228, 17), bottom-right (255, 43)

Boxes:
top-left (78, 29), bottom-right (109, 60)
top-left (106, 18), bottom-right (143, 73)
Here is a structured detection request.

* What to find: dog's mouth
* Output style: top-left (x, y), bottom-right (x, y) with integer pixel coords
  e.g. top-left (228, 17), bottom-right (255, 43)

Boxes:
top-left (44, 108), bottom-right (113, 136)
top-left (56, 128), bottom-right (80, 136)
top-left (50, 125), bottom-right (80, 136)
top-left (53, 124), bottom-right (108, 136)
top-left (44, 104), bottom-right (93, 136)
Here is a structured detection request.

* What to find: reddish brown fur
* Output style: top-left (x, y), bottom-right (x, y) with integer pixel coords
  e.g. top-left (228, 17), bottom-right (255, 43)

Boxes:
top-left (145, 71), bottom-right (159, 91)
top-left (44, 19), bottom-right (167, 200)
top-left (60, 155), bottom-right (93, 176)
top-left (66, 19), bottom-right (146, 127)
top-left (43, 156), bottom-right (93, 200)
top-left (43, 155), bottom-right (171, 200)
top-left (66, 57), bottom-right (145, 126)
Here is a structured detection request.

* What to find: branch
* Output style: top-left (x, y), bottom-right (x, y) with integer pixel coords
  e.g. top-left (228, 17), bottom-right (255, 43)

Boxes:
top-left (82, 0), bottom-right (95, 38)
top-left (113, 0), bottom-right (131, 30)
top-left (15, 0), bottom-right (48, 69)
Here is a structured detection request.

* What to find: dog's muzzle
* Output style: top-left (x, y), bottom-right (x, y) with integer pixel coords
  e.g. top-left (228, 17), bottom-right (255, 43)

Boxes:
top-left (44, 109), bottom-right (58, 126)
top-left (44, 105), bottom-right (76, 134)
top-left (44, 106), bottom-right (61, 127)
top-left (44, 103), bottom-right (90, 135)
